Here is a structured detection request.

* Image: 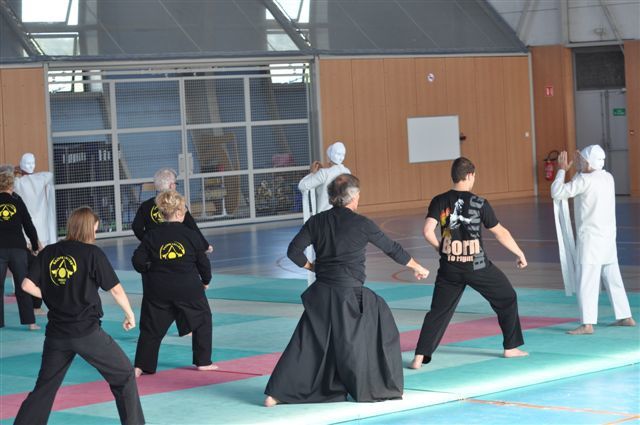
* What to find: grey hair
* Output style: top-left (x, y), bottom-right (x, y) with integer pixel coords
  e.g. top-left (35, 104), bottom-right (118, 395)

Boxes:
top-left (328, 174), bottom-right (360, 207)
top-left (154, 168), bottom-right (177, 191)
top-left (0, 164), bottom-right (14, 175)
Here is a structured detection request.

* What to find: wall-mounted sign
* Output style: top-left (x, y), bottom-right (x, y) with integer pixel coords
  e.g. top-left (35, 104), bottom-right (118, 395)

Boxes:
top-left (613, 108), bottom-right (626, 116)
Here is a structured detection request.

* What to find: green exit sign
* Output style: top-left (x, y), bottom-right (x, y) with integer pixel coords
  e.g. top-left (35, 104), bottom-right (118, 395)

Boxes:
top-left (613, 108), bottom-right (626, 116)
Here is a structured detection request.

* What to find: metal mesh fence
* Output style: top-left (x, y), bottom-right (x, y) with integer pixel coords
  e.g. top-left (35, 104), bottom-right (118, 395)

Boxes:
top-left (48, 64), bottom-right (311, 237)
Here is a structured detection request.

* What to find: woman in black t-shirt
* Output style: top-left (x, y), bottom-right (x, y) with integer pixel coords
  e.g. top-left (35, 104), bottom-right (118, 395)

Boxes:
top-left (132, 190), bottom-right (216, 376)
top-left (15, 207), bottom-right (144, 425)
top-left (0, 166), bottom-right (40, 330)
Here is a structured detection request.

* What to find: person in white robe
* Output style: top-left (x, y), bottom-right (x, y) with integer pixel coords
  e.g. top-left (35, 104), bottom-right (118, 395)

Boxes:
top-left (13, 153), bottom-right (57, 247)
top-left (298, 142), bottom-right (351, 284)
top-left (551, 145), bottom-right (635, 335)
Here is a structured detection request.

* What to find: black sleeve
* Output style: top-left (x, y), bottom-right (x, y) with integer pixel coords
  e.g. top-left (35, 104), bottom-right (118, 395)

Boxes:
top-left (131, 239), bottom-right (152, 273)
top-left (426, 196), bottom-right (442, 222)
top-left (481, 200), bottom-right (499, 229)
top-left (195, 249), bottom-right (212, 285)
top-left (365, 218), bottom-right (411, 266)
top-left (183, 210), bottom-right (209, 250)
top-left (131, 204), bottom-right (146, 241)
top-left (287, 220), bottom-right (312, 268)
top-left (16, 196), bottom-right (39, 250)
top-left (93, 249), bottom-right (119, 291)
top-left (26, 252), bottom-right (42, 287)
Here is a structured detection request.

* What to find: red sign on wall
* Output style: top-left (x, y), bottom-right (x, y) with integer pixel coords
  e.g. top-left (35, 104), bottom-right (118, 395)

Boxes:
top-left (545, 85), bottom-right (554, 97)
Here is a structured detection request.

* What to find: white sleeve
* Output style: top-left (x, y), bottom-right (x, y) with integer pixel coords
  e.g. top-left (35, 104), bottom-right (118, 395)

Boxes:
top-left (550, 170), bottom-right (588, 200)
top-left (298, 169), bottom-right (328, 192)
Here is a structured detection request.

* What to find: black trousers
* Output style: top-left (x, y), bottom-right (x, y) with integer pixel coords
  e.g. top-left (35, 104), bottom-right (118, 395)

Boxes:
top-left (0, 247), bottom-right (35, 327)
top-left (134, 296), bottom-right (212, 374)
top-left (27, 252), bottom-right (43, 309)
top-left (14, 327), bottom-right (145, 425)
top-left (415, 263), bottom-right (524, 363)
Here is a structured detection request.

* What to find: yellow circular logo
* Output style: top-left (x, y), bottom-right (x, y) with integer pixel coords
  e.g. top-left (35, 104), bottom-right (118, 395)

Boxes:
top-left (49, 256), bottom-right (78, 286)
top-left (0, 204), bottom-right (17, 221)
top-left (150, 205), bottom-right (164, 224)
top-left (159, 242), bottom-right (186, 260)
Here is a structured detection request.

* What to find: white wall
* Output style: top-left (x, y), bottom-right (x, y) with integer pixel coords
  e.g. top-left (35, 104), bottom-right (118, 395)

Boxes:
top-left (488, 0), bottom-right (640, 46)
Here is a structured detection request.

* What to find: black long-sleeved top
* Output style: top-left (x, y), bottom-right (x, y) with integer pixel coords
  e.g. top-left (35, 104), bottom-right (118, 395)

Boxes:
top-left (132, 196), bottom-right (209, 248)
top-left (132, 221), bottom-right (211, 301)
top-left (0, 192), bottom-right (39, 251)
top-left (287, 207), bottom-right (411, 286)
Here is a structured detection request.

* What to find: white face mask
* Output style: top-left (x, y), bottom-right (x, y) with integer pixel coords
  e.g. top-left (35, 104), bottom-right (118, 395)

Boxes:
top-left (327, 142), bottom-right (346, 165)
top-left (20, 153), bottom-right (36, 174)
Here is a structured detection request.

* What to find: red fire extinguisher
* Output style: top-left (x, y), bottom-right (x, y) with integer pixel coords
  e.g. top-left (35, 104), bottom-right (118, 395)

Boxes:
top-left (544, 150), bottom-right (560, 181)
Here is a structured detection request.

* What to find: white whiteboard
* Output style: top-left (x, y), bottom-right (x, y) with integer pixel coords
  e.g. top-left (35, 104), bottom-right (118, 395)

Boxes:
top-left (407, 115), bottom-right (460, 163)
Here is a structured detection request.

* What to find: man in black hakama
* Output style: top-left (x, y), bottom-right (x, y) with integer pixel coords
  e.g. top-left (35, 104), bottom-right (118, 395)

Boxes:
top-left (264, 174), bottom-right (429, 406)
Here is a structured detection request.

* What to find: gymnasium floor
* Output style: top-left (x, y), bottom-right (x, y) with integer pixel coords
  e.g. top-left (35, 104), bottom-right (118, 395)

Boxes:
top-left (1, 197), bottom-right (638, 424)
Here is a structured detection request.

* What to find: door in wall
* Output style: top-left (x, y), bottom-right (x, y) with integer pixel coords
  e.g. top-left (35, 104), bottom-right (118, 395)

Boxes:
top-left (575, 89), bottom-right (629, 195)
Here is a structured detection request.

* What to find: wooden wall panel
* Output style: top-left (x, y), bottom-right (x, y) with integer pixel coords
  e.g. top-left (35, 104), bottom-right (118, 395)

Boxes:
top-left (414, 58), bottom-right (451, 198)
top-left (0, 67), bottom-right (48, 171)
top-left (318, 60), bottom-right (357, 175)
top-left (502, 56), bottom-right (534, 192)
top-left (473, 57), bottom-right (509, 194)
top-left (625, 40), bottom-right (640, 197)
top-left (351, 59), bottom-right (390, 205)
top-left (383, 58), bottom-right (421, 202)
top-left (531, 45), bottom-right (576, 195)
top-left (445, 57), bottom-right (479, 179)
top-left (0, 71), bottom-right (4, 164)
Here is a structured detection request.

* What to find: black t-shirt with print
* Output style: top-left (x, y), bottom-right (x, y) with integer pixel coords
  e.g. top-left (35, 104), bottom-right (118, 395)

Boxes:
top-left (132, 221), bottom-right (211, 301)
top-left (27, 240), bottom-right (119, 338)
top-left (426, 190), bottom-right (499, 272)
top-left (132, 197), bottom-right (209, 249)
top-left (0, 192), bottom-right (39, 250)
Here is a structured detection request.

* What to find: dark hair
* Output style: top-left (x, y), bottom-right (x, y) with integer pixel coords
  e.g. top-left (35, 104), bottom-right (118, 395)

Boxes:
top-left (328, 174), bottom-right (360, 207)
top-left (451, 157), bottom-right (475, 183)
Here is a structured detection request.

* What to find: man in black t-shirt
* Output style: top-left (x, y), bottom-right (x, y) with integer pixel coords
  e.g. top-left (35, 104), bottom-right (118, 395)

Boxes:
top-left (411, 158), bottom-right (529, 369)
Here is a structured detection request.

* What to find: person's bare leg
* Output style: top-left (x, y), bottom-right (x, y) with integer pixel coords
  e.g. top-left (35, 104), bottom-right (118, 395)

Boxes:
top-left (409, 354), bottom-right (424, 369)
top-left (196, 363), bottom-right (218, 371)
top-left (504, 348), bottom-right (528, 358)
top-left (611, 317), bottom-right (636, 327)
top-left (34, 308), bottom-right (46, 316)
top-left (567, 324), bottom-right (594, 335)
top-left (264, 396), bottom-right (279, 407)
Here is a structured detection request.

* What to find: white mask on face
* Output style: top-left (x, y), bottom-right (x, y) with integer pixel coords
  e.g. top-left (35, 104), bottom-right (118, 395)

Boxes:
top-left (327, 142), bottom-right (346, 165)
top-left (20, 153), bottom-right (36, 174)
top-left (580, 145), bottom-right (605, 171)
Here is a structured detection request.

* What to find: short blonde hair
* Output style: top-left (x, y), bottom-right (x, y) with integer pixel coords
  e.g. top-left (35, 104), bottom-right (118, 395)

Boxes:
top-left (155, 190), bottom-right (186, 219)
top-left (66, 207), bottom-right (99, 244)
top-left (0, 165), bottom-right (15, 192)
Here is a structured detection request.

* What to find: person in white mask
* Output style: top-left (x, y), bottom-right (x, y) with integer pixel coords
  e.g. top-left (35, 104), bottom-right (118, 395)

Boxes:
top-left (551, 145), bottom-right (635, 335)
top-left (298, 142), bottom-right (351, 215)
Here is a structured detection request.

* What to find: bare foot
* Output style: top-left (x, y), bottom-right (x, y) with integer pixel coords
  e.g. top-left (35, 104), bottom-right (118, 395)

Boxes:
top-left (27, 323), bottom-right (40, 331)
top-left (611, 318), bottom-right (636, 327)
top-left (196, 364), bottom-right (218, 371)
top-left (134, 367), bottom-right (143, 378)
top-left (264, 395), bottom-right (279, 407)
top-left (567, 324), bottom-right (594, 335)
top-left (184, 332), bottom-right (192, 337)
top-left (504, 348), bottom-right (528, 358)
top-left (409, 355), bottom-right (424, 370)
top-left (34, 308), bottom-right (46, 316)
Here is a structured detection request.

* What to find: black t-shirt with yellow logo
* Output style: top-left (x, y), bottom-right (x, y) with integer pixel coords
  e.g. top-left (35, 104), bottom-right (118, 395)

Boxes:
top-left (132, 221), bottom-right (211, 301)
top-left (27, 240), bottom-right (119, 338)
top-left (0, 192), bottom-right (39, 251)
top-left (132, 197), bottom-right (209, 249)
top-left (426, 190), bottom-right (499, 272)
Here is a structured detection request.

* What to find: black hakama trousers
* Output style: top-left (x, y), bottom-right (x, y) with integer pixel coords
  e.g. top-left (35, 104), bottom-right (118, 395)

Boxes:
top-left (134, 296), bottom-right (212, 373)
top-left (265, 280), bottom-right (403, 403)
